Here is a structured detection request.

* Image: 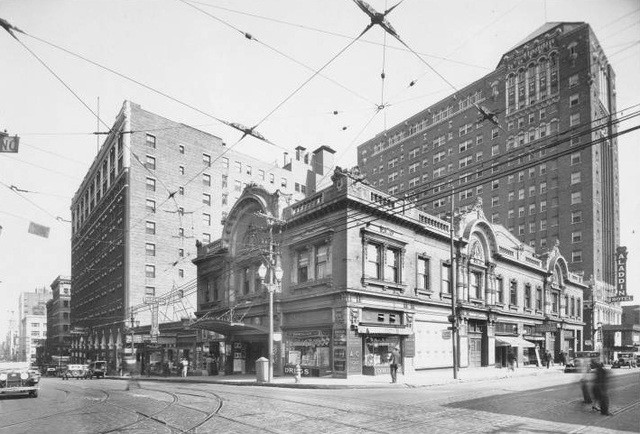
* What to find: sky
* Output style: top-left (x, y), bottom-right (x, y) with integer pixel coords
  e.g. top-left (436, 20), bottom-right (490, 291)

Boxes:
top-left (0, 0), bottom-right (639, 335)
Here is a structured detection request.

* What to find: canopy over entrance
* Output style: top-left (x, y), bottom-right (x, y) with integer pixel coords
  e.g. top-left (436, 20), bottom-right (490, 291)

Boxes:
top-left (495, 336), bottom-right (536, 348)
top-left (189, 318), bottom-right (268, 336)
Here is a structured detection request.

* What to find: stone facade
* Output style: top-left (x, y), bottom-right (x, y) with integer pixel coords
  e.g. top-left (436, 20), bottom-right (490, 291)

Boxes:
top-left (193, 168), bottom-right (586, 377)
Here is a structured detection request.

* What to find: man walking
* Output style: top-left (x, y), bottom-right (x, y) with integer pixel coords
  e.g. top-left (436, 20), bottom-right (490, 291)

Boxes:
top-left (181, 358), bottom-right (189, 378)
top-left (389, 346), bottom-right (401, 383)
top-left (592, 362), bottom-right (610, 415)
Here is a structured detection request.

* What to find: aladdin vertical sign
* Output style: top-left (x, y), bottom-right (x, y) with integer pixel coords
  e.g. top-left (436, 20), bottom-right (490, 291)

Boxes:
top-left (610, 246), bottom-right (633, 302)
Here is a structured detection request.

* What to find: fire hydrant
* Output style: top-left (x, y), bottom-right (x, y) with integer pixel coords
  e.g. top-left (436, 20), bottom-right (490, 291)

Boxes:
top-left (294, 364), bottom-right (302, 383)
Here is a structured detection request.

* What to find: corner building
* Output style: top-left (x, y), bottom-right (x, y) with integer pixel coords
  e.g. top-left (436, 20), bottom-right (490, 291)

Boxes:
top-left (45, 276), bottom-right (72, 365)
top-left (357, 22), bottom-right (619, 287)
top-left (70, 101), bottom-right (332, 368)
top-left (193, 168), bottom-right (585, 377)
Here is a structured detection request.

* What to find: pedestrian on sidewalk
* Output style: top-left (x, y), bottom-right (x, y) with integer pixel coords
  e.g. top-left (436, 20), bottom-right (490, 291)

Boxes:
top-left (389, 346), bottom-right (401, 383)
top-left (592, 362), bottom-right (610, 415)
top-left (544, 351), bottom-right (551, 369)
top-left (578, 358), bottom-right (592, 404)
top-left (507, 351), bottom-right (516, 374)
top-left (181, 358), bottom-right (189, 378)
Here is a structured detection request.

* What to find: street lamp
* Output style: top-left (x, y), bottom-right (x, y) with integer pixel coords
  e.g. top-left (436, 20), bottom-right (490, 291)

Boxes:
top-left (258, 262), bottom-right (283, 382)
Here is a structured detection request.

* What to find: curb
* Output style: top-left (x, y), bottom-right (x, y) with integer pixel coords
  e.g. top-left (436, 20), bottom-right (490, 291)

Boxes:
top-left (102, 367), bottom-right (568, 390)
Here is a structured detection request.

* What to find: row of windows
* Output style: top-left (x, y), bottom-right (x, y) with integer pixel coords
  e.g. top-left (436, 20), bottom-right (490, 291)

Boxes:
top-left (73, 135), bottom-right (124, 232)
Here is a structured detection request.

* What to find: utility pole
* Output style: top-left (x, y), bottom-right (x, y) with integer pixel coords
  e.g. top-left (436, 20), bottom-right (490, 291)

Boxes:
top-left (130, 308), bottom-right (136, 368)
top-left (449, 187), bottom-right (459, 380)
top-left (255, 212), bottom-right (284, 382)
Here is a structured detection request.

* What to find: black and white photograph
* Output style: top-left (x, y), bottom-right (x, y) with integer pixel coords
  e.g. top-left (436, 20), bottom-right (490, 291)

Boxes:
top-left (0, 0), bottom-right (639, 432)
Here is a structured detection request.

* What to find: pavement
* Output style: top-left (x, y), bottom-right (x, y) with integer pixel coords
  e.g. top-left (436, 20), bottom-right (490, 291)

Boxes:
top-left (107, 363), bottom-right (582, 389)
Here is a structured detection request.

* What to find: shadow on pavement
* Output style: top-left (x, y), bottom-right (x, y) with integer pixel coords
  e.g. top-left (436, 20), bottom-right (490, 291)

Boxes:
top-left (444, 372), bottom-right (639, 431)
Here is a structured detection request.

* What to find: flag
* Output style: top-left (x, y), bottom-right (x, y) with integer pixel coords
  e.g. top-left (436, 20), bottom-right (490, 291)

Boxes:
top-left (28, 222), bottom-right (50, 238)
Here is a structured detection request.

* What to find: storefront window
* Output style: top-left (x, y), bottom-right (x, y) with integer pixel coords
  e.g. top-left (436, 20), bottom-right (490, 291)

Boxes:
top-left (285, 330), bottom-right (331, 370)
top-left (364, 336), bottom-right (401, 367)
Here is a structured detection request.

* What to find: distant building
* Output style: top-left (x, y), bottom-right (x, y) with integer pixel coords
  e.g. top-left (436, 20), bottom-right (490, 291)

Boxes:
top-left (69, 101), bottom-right (334, 369)
top-left (583, 278), bottom-right (622, 354)
top-left (192, 168), bottom-right (586, 378)
top-left (45, 276), bottom-right (72, 365)
top-left (18, 287), bottom-right (51, 363)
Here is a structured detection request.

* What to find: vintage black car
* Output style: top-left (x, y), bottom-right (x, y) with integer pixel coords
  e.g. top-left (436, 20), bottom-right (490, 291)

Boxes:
top-left (611, 353), bottom-right (638, 368)
top-left (62, 364), bottom-right (91, 380)
top-left (0, 362), bottom-right (40, 398)
top-left (88, 361), bottom-right (107, 378)
top-left (564, 351), bottom-right (600, 373)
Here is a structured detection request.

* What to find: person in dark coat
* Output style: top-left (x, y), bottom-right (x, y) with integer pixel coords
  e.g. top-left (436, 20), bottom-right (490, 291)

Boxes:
top-left (592, 363), bottom-right (610, 415)
top-left (389, 346), bottom-right (401, 383)
top-left (578, 358), bottom-right (592, 404)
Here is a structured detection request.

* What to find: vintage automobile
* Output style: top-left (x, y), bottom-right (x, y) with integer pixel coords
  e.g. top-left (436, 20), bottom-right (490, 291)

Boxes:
top-left (564, 351), bottom-right (600, 373)
top-left (62, 364), bottom-right (91, 380)
top-left (611, 353), bottom-right (638, 369)
top-left (88, 361), bottom-right (107, 378)
top-left (0, 362), bottom-right (40, 398)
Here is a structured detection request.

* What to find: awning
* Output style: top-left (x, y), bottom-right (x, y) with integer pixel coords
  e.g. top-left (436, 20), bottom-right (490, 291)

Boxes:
top-left (189, 318), bottom-right (267, 335)
top-left (495, 336), bottom-right (536, 348)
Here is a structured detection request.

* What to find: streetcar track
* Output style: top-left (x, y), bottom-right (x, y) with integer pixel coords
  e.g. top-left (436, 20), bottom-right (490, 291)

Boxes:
top-left (0, 387), bottom-right (111, 430)
top-left (99, 385), bottom-right (226, 433)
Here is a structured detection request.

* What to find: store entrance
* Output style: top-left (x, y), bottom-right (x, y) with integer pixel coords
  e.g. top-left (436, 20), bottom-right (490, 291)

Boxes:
top-left (363, 335), bottom-right (401, 376)
top-left (469, 337), bottom-right (482, 367)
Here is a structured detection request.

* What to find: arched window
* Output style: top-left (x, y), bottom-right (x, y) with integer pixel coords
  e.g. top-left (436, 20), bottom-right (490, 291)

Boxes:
top-left (538, 57), bottom-right (548, 99)
top-left (549, 52), bottom-right (559, 95)
top-left (527, 63), bottom-right (537, 105)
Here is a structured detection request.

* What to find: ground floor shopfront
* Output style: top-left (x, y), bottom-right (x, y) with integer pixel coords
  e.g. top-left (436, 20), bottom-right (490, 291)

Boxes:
top-left (192, 300), bottom-right (584, 379)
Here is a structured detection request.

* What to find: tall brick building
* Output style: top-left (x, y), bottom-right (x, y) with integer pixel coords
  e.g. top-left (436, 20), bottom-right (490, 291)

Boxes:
top-left (70, 101), bottom-right (333, 365)
top-left (45, 276), bottom-right (71, 364)
top-left (356, 22), bottom-right (619, 287)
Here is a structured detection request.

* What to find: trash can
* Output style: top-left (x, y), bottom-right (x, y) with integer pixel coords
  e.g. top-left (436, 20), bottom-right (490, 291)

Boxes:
top-left (255, 357), bottom-right (269, 383)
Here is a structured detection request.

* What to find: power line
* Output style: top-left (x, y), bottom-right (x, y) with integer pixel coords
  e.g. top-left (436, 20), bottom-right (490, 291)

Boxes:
top-left (335, 113), bottom-right (640, 236)
top-left (185, 0), bottom-right (489, 71)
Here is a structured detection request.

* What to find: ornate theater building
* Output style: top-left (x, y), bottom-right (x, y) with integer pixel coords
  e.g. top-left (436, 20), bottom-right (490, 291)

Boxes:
top-left (192, 168), bottom-right (586, 378)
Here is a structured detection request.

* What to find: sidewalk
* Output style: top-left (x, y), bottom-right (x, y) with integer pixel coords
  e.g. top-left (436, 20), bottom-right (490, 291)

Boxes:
top-left (108, 364), bottom-right (569, 389)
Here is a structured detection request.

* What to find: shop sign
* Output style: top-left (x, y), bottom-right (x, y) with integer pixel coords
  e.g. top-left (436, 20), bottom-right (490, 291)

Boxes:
top-left (535, 323), bottom-right (559, 333)
top-left (404, 334), bottom-right (416, 357)
top-left (357, 325), bottom-right (412, 335)
top-left (441, 330), bottom-right (452, 340)
top-left (333, 329), bottom-right (347, 346)
top-left (615, 246), bottom-right (628, 296)
top-left (286, 330), bottom-right (330, 346)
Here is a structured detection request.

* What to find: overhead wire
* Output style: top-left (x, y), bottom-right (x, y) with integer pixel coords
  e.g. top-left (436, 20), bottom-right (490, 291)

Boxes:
top-left (334, 109), bottom-right (640, 235)
top-left (311, 98), bottom-right (640, 233)
top-left (185, 0), bottom-right (489, 71)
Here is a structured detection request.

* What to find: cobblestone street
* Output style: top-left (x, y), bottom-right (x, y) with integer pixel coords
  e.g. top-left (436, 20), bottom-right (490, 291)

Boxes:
top-left (0, 370), bottom-right (637, 433)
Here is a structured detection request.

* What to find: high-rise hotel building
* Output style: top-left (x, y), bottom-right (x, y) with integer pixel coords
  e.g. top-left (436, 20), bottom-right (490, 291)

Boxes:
top-left (357, 22), bottom-right (619, 286)
top-left (70, 101), bottom-right (333, 355)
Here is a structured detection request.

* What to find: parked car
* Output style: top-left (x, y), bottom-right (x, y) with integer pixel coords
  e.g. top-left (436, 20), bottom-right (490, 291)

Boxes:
top-left (564, 351), bottom-right (600, 373)
top-left (62, 364), bottom-right (91, 380)
top-left (612, 354), bottom-right (637, 369)
top-left (0, 362), bottom-right (40, 398)
top-left (88, 361), bottom-right (107, 378)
